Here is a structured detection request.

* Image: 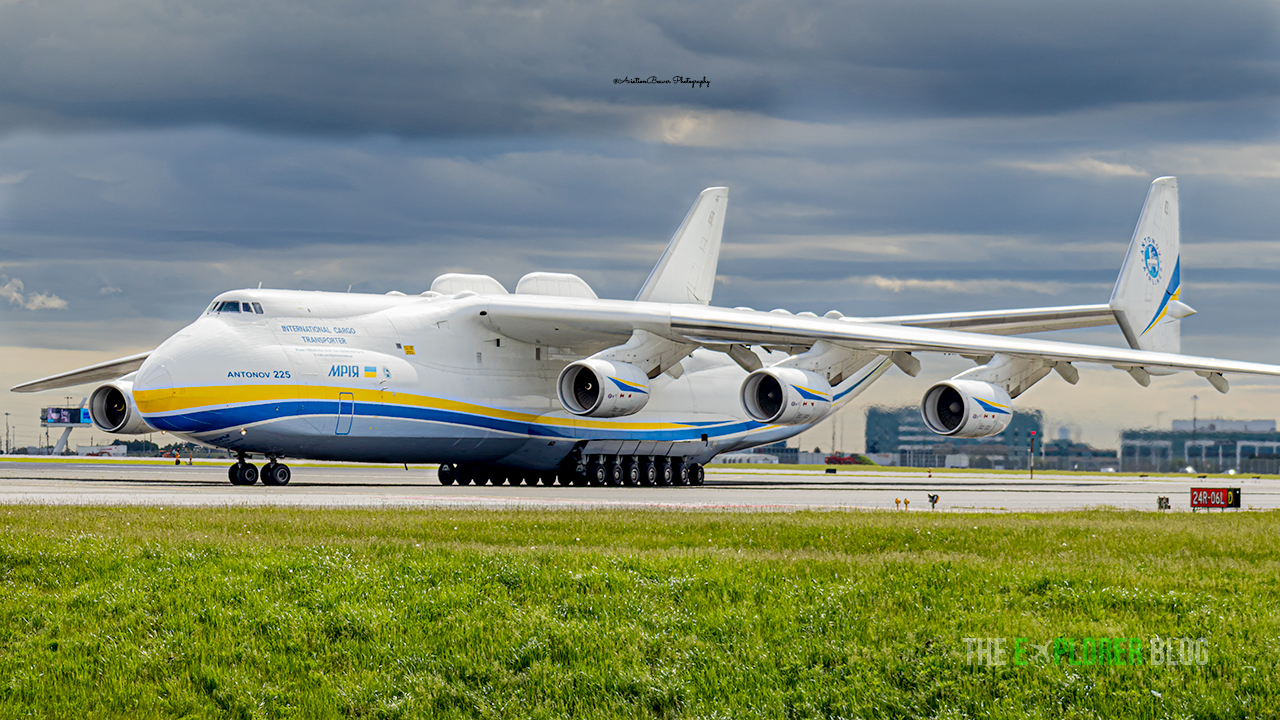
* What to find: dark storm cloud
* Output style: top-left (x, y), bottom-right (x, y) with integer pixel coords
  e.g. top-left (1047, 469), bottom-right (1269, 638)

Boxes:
top-left (0, 0), bottom-right (1275, 138)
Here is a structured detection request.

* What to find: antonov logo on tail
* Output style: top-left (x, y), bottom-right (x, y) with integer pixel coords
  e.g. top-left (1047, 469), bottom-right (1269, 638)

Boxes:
top-left (1142, 238), bottom-right (1161, 283)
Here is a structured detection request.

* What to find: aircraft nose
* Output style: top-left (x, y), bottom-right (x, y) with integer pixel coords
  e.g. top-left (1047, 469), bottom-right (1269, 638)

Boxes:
top-left (135, 353), bottom-right (174, 393)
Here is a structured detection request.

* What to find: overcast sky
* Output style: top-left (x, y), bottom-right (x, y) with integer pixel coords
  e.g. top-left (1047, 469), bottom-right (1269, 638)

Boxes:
top-left (2, 0), bottom-right (1279, 450)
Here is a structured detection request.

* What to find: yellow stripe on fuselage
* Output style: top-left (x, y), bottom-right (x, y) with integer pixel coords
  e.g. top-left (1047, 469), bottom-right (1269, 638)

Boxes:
top-left (133, 384), bottom-right (705, 431)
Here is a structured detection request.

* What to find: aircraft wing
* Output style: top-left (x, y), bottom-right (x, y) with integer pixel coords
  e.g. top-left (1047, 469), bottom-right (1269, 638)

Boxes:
top-left (483, 296), bottom-right (1280, 380)
top-left (9, 351), bottom-right (151, 393)
top-left (858, 303), bottom-right (1117, 335)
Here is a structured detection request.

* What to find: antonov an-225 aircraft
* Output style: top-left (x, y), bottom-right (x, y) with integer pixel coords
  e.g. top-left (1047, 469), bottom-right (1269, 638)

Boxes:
top-left (14, 177), bottom-right (1280, 487)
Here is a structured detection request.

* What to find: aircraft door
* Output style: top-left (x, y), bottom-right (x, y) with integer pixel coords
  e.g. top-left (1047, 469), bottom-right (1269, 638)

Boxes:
top-left (337, 392), bottom-right (354, 435)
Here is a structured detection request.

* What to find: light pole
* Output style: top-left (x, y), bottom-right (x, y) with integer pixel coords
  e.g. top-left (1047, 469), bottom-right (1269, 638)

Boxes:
top-left (3, 412), bottom-right (8, 454)
top-left (1190, 395), bottom-right (1199, 470)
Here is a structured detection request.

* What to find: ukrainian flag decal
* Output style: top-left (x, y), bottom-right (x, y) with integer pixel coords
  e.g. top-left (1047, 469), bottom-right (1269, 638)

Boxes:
top-left (364, 366), bottom-right (377, 378)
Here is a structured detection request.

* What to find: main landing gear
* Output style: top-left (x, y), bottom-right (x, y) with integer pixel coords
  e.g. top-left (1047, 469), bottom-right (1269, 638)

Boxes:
top-left (438, 455), bottom-right (705, 488)
top-left (228, 454), bottom-right (291, 486)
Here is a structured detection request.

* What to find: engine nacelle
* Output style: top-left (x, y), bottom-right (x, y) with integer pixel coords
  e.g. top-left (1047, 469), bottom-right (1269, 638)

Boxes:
top-left (557, 359), bottom-right (650, 418)
top-left (89, 380), bottom-right (156, 434)
top-left (921, 379), bottom-right (1013, 438)
top-left (740, 368), bottom-right (833, 425)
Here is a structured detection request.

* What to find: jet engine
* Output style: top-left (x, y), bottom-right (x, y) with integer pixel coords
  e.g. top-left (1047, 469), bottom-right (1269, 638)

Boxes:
top-left (740, 368), bottom-right (832, 425)
top-left (89, 380), bottom-right (155, 434)
top-left (920, 379), bottom-right (1013, 438)
top-left (557, 359), bottom-right (650, 418)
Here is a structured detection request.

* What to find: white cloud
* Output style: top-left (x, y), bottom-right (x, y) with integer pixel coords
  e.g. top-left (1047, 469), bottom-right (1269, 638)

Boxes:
top-left (1, 276), bottom-right (68, 310)
top-left (0, 170), bottom-right (29, 184)
top-left (1001, 157), bottom-right (1148, 178)
top-left (99, 286), bottom-right (122, 295)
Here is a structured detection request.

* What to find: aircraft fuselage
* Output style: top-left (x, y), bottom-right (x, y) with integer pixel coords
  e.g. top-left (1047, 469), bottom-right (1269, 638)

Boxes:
top-left (132, 288), bottom-right (890, 469)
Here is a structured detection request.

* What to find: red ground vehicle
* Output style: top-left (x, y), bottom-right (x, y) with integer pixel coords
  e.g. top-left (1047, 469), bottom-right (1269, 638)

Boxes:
top-left (825, 453), bottom-right (859, 465)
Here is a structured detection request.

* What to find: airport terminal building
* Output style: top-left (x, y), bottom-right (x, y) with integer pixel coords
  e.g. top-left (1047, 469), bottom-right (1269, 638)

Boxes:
top-left (864, 406), bottom-right (1119, 471)
top-left (1120, 419), bottom-right (1280, 473)
top-left (865, 405), bottom-right (1046, 469)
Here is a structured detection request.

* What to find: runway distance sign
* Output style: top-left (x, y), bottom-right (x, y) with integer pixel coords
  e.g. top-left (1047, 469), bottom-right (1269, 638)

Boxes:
top-left (1190, 488), bottom-right (1241, 509)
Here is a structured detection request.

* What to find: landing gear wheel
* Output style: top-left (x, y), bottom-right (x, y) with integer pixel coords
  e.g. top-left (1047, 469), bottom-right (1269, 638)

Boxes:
top-left (623, 461), bottom-right (640, 487)
top-left (640, 459), bottom-right (657, 486)
top-left (263, 463), bottom-right (291, 486)
top-left (541, 472), bottom-right (557, 486)
top-left (473, 471), bottom-right (490, 486)
top-left (673, 460), bottom-right (689, 486)
top-left (230, 463), bottom-right (258, 486)
top-left (689, 463), bottom-right (705, 486)
top-left (607, 461), bottom-right (623, 487)
top-left (456, 466), bottom-right (474, 486)
top-left (656, 459), bottom-right (673, 486)
top-left (439, 464), bottom-right (456, 486)
top-left (587, 462), bottom-right (607, 486)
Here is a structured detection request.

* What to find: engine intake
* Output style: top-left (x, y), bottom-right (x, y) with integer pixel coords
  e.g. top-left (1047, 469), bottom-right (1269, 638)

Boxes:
top-left (740, 368), bottom-right (832, 425)
top-left (921, 379), bottom-right (1013, 438)
top-left (556, 360), bottom-right (650, 418)
top-left (89, 380), bottom-right (156, 434)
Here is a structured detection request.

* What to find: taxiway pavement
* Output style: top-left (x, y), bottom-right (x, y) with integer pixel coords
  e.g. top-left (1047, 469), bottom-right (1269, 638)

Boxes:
top-left (0, 460), bottom-right (1272, 512)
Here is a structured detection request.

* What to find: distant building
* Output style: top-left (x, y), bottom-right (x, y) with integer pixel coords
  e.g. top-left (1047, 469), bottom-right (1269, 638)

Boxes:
top-left (1040, 437), bottom-right (1119, 472)
top-left (1120, 419), bottom-right (1280, 473)
top-left (865, 406), bottom-right (1048, 469)
top-left (1171, 419), bottom-right (1275, 433)
top-left (747, 442), bottom-right (825, 465)
top-left (711, 453), bottom-right (780, 464)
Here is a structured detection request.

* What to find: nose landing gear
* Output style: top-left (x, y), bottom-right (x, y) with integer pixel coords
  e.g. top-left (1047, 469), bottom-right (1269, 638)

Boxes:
top-left (228, 453), bottom-right (290, 486)
top-left (229, 461), bottom-right (258, 486)
top-left (262, 460), bottom-right (291, 486)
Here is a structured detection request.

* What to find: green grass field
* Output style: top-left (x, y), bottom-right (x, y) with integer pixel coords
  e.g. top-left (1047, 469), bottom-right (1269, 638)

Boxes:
top-left (0, 507), bottom-right (1276, 718)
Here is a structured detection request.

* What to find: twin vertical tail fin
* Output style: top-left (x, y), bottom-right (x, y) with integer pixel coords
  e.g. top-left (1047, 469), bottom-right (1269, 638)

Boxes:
top-left (635, 187), bottom-right (728, 305)
top-left (1109, 176), bottom-right (1194, 354)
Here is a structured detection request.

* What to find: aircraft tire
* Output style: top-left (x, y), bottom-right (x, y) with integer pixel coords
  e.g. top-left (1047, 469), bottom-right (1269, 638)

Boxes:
top-left (235, 463), bottom-right (259, 486)
top-left (607, 460), bottom-right (623, 487)
top-left (623, 460), bottom-right (640, 486)
top-left (639, 459), bottom-right (656, 486)
top-left (473, 471), bottom-right (490, 486)
top-left (673, 460), bottom-right (689, 486)
top-left (587, 462), bottom-right (606, 486)
top-left (541, 472), bottom-right (557, 486)
top-left (438, 464), bottom-right (456, 486)
top-left (263, 463), bottom-right (291, 486)
top-left (656, 459), bottom-right (672, 486)
top-left (689, 463), bottom-right (705, 486)
top-left (228, 464), bottom-right (241, 484)
top-left (456, 466), bottom-right (474, 485)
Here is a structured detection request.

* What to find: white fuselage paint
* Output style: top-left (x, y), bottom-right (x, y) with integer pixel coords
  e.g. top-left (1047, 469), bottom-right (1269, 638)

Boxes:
top-left (132, 289), bottom-right (891, 469)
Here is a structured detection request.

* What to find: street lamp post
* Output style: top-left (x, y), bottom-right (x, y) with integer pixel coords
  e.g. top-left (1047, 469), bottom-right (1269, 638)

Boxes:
top-left (1190, 395), bottom-right (1199, 470)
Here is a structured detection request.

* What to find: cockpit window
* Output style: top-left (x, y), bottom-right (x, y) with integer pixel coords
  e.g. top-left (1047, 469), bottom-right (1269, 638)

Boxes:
top-left (207, 299), bottom-right (264, 314)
